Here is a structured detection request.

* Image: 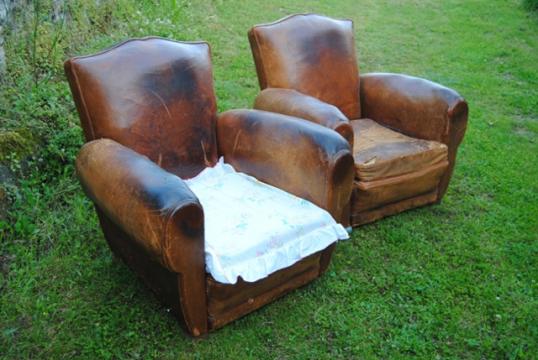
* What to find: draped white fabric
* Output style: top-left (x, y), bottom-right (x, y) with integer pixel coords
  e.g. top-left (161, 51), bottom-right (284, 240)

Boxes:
top-left (185, 158), bottom-right (349, 284)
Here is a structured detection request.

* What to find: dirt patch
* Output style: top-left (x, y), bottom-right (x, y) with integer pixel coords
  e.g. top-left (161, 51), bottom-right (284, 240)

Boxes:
top-left (513, 124), bottom-right (535, 141)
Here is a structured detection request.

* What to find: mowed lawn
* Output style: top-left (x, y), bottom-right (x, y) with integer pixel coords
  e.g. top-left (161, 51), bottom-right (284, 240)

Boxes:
top-left (1, 0), bottom-right (537, 358)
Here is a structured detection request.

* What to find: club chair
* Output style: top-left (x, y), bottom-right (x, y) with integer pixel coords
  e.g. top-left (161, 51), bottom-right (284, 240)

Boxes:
top-left (249, 14), bottom-right (469, 226)
top-left (64, 37), bottom-right (354, 337)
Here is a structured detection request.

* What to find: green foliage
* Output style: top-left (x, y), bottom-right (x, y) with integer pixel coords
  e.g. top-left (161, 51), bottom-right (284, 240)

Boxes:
top-left (523, 0), bottom-right (538, 11)
top-left (1, 0), bottom-right (537, 359)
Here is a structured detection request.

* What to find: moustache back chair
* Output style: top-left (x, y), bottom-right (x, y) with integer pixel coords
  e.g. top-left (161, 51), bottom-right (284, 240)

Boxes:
top-left (249, 14), bottom-right (469, 226)
top-left (65, 37), bottom-right (354, 336)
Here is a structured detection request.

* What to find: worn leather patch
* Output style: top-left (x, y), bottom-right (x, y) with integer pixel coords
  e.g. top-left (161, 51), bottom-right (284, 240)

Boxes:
top-left (351, 118), bottom-right (448, 181)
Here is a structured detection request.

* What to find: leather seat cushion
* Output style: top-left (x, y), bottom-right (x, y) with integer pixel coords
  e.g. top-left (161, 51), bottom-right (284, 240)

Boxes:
top-left (351, 118), bottom-right (448, 181)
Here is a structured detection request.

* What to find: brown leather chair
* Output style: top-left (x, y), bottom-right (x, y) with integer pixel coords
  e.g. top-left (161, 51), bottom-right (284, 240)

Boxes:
top-left (249, 14), bottom-right (469, 226)
top-left (64, 37), bottom-right (354, 337)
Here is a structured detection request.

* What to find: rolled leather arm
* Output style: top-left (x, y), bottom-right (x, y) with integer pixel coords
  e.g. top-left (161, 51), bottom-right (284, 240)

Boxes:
top-left (76, 138), bottom-right (205, 274)
top-left (217, 109), bottom-right (354, 222)
top-left (360, 73), bottom-right (468, 145)
top-left (254, 88), bottom-right (354, 146)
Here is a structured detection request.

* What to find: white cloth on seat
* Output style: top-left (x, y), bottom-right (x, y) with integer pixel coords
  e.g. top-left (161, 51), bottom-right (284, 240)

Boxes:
top-left (185, 158), bottom-right (349, 284)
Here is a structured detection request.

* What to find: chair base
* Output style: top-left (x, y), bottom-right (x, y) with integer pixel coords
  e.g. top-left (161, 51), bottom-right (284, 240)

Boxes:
top-left (350, 190), bottom-right (439, 226)
top-left (349, 159), bottom-right (447, 227)
top-left (206, 247), bottom-right (330, 330)
top-left (95, 207), bottom-right (335, 336)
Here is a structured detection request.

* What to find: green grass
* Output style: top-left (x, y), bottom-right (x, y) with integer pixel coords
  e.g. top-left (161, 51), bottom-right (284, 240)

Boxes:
top-left (524, 0), bottom-right (538, 10)
top-left (1, 0), bottom-right (537, 358)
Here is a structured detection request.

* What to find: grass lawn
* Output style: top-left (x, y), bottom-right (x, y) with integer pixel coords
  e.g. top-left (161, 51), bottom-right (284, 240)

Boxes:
top-left (1, 0), bottom-right (537, 358)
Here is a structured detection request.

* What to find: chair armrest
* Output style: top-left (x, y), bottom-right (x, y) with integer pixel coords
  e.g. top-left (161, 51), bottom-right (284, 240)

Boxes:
top-left (216, 109), bottom-right (354, 222)
top-left (360, 72), bottom-right (468, 144)
top-left (75, 138), bottom-right (205, 274)
top-left (254, 88), bottom-right (354, 146)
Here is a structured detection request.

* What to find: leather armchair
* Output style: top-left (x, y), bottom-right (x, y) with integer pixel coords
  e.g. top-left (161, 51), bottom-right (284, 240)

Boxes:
top-left (65, 37), bottom-right (354, 336)
top-left (249, 14), bottom-right (469, 226)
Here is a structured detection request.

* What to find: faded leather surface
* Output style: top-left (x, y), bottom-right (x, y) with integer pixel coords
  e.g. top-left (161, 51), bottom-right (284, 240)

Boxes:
top-left (249, 14), bottom-right (361, 119)
top-left (254, 88), bottom-right (354, 146)
top-left (351, 118), bottom-right (448, 182)
top-left (76, 139), bottom-right (205, 275)
top-left (206, 250), bottom-right (322, 330)
top-left (249, 14), bottom-right (469, 225)
top-left (353, 162), bottom-right (448, 212)
top-left (351, 191), bottom-right (438, 225)
top-left (360, 73), bottom-right (468, 143)
top-left (217, 109), bottom-right (354, 223)
top-left (65, 37), bottom-right (218, 179)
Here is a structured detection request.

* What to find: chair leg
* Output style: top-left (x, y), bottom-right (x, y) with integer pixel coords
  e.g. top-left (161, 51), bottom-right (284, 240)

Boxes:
top-left (177, 271), bottom-right (208, 337)
top-left (319, 243), bottom-right (336, 274)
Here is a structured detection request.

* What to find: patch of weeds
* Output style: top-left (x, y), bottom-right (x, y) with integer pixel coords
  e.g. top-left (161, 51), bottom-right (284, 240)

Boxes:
top-left (0, 129), bottom-right (37, 161)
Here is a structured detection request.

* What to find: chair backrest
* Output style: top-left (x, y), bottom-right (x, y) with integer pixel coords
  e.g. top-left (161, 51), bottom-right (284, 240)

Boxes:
top-left (249, 14), bottom-right (361, 119)
top-left (65, 37), bottom-right (218, 179)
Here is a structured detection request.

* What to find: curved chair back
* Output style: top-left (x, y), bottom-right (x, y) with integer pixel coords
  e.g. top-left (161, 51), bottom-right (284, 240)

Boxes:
top-left (65, 37), bottom-right (218, 178)
top-left (249, 14), bottom-right (361, 119)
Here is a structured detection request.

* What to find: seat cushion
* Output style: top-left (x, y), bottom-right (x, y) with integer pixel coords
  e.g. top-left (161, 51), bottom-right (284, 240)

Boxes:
top-left (351, 118), bottom-right (448, 181)
top-left (185, 158), bottom-right (348, 284)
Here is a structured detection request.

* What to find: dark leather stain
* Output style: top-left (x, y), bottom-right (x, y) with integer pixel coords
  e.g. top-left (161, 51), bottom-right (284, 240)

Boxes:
top-left (137, 182), bottom-right (182, 211)
top-left (179, 205), bottom-right (204, 238)
top-left (299, 29), bottom-right (351, 65)
top-left (142, 59), bottom-right (199, 105)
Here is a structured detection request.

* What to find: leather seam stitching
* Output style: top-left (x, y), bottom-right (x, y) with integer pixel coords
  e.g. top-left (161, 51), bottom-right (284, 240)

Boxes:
top-left (69, 36), bottom-right (209, 62)
top-left (71, 65), bottom-right (96, 140)
top-left (253, 13), bottom-right (353, 29)
top-left (251, 30), bottom-right (268, 89)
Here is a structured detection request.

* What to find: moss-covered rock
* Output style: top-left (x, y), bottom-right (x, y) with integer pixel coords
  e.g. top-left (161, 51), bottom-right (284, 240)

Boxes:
top-left (0, 129), bottom-right (37, 162)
